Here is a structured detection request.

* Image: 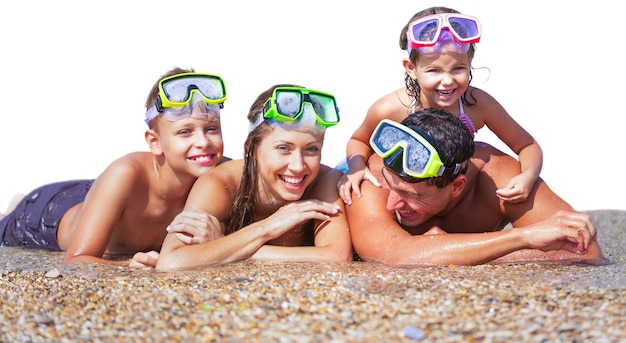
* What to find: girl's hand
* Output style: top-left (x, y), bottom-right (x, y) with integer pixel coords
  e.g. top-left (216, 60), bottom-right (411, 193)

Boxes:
top-left (337, 166), bottom-right (380, 205)
top-left (167, 207), bottom-right (224, 245)
top-left (496, 172), bottom-right (535, 203)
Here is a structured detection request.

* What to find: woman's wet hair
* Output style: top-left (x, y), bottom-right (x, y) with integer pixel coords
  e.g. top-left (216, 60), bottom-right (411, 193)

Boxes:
top-left (226, 83), bottom-right (302, 234)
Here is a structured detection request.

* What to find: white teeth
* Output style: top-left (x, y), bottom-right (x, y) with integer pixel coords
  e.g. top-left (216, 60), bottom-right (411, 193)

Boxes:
top-left (282, 176), bottom-right (304, 184)
top-left (193, 155), bottom-right (210, 162)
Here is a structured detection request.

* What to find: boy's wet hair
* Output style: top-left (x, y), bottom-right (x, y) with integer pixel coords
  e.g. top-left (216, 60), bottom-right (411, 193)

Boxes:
top-left (144, 67), bottom-right (195, 129)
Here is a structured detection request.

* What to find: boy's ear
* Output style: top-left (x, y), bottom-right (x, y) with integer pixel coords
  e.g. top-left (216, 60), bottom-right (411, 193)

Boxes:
top-left (145, 129), bottom-right (163, 155)
top-left (402, 58), bottom-right (417, 80)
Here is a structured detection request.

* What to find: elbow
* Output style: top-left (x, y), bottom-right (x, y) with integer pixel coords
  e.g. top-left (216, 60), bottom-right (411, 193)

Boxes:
top-left (333, 248), bottom-right (354, 262)
top-left (155, 252), bottom-right (188, 272)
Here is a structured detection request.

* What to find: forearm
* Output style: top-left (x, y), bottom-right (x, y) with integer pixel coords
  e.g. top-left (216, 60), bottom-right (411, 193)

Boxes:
top-left (252, 243), bottom-right (352, 262)
top-left (517, 142), bottom-right (543, 179)
top-left (492, 240), bottom-right (605, 265)
top-left (346, 139), bottom-right (372, 170)
top-left (63, 254), bottom-right (130, 267)
top-left (377, 230), bottom-right (529, 267)
top-left (156, 223), bottom-right (272, 271)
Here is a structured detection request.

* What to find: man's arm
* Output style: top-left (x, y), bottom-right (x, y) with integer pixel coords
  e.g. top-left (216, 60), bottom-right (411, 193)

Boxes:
top-left (347, 180), bottom-right (533, 267)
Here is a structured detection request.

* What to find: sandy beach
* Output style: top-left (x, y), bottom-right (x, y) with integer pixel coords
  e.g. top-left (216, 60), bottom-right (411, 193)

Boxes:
top-left (1, 210), bottom-right (625, 342)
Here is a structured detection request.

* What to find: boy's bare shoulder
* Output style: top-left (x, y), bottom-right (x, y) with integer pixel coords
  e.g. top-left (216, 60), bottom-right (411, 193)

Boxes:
top-left (99, 152), bottom-right (154, 182)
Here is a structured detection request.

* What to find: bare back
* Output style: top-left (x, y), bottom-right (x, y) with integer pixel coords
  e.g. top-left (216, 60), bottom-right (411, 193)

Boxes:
top-left (60, 152), bottom-right (196, 255)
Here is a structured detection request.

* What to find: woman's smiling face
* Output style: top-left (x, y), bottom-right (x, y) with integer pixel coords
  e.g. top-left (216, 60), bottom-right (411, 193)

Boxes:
top-left (255, 123), bottom-right (324, 204)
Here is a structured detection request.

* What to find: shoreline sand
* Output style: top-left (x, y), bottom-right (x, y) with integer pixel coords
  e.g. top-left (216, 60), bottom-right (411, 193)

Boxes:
top-left (1, 210), bottom-right (624, 342)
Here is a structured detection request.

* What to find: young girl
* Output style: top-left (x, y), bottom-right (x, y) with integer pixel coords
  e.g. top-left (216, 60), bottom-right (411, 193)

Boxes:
top-left (151, 84), bottom-right (353, 271)
top-left (337, 6), bottom-right (543, 205)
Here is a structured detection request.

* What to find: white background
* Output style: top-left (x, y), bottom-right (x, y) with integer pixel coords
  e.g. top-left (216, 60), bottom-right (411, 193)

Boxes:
top-left (1, 1), bottom-right (624, 212)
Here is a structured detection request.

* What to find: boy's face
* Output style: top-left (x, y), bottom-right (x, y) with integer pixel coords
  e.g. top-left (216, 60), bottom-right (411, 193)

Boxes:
top-left (155, 114), bottom-right (224, 178)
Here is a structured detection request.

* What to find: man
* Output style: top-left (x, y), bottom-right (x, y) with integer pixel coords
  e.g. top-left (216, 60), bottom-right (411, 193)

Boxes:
top-left (346, 108), bottom-right (604, 267)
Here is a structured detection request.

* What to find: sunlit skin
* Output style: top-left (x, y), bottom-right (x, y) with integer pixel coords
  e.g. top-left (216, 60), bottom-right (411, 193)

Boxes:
top-left (346, 143), bottom-right (605, 267)
top-left (381, 167), bottom-right (455, 230)
top-left (339, 21), bottom-right (543, 205)
top-left (155, 113), bottom-right (224, 179)
top-left (255, 127), bottom-right (323, 209)
top-left (61, 109), bottom-right (225, 266)
top-left (410, 45), bottom-right (470, 111)
top-left (153, 122), bottom-right (353, 271)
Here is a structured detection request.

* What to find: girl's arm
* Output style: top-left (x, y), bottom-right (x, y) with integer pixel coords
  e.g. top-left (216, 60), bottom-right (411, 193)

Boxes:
top-left (476, 88), bottom-right (543, 202)
top-left (338, 90), bottom-right (407, 203)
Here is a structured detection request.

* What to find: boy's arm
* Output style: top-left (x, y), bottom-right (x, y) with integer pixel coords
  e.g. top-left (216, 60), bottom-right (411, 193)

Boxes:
top-left (63, 160), bottom-right (139, 266)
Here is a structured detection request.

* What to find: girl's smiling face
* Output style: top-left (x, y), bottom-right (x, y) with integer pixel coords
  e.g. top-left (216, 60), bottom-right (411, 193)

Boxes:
top-left (410, 45), bottom-right (471, 111)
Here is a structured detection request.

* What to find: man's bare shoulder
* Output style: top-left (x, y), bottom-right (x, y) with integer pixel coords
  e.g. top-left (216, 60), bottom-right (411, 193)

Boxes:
top-left (472, 142), bottom-right (520, 189)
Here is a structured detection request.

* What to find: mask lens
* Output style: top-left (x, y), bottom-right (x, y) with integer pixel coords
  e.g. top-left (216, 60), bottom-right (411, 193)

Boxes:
top-left (275, 90), bottom-right (303, 118)
top-left (448, 16), bottom-right (480, 40)
top-left (308, 93), bottom-right (339, 125)
top-left (410, 18), bottom-right (441, 45)
top-left (371, 120), bottom-right (442, 178)
top-left (403, 135), bottom-right (432, 175)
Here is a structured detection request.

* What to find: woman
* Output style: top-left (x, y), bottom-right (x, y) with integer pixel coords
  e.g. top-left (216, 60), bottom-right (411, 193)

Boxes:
top-left (151, 84), bottom-right (353, 271)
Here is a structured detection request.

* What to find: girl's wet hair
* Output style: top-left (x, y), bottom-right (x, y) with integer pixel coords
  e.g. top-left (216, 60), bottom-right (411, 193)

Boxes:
top-left (226, 83), bottom-right (302, 235)
top-left (399, 7), bottom-right (478, 112)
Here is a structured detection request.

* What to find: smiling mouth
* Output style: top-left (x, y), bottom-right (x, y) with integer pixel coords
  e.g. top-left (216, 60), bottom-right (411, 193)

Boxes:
top-left (437, 89), bottom-right (455, 96)
top-left (190, 154), bottom-right (214, 164)
top-left (280, 175), bottom-right (307, 187)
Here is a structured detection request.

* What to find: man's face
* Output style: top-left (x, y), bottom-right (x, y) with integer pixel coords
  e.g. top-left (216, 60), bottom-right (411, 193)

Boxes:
top-left (381, 167), bottom-right (452, 227)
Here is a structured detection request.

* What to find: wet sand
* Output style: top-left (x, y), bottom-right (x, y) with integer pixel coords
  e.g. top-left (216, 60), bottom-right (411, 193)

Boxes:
top-left (1, 210), bottom-right (625, 342)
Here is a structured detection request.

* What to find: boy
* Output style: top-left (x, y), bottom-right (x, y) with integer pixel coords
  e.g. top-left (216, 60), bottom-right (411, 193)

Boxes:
top-left (0, 67), bottom-right (229, 267)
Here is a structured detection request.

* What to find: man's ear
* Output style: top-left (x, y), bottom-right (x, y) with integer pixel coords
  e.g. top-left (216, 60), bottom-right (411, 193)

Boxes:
top-left (402, 57), bottom-right (417, 80)
top-left (450, 174), bottom-right (466, 198)
top-left (145, 129), bottom-right (163, 155)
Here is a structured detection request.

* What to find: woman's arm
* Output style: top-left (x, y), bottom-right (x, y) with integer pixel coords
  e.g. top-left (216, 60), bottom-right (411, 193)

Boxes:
top-left (253, 169), bottom-right (353, 262)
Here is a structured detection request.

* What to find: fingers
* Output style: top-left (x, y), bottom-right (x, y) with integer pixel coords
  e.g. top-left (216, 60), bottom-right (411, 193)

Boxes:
top-left (337, 176), bottom-right (353, 205)
top-left (364, 171), bottom-right (381, 187)
top-left (166, 208), bottom-right (223, 244)
top-left (129, 251), bottom-right (159, 268)
top-left (551, 211), bottom-right (595, 253)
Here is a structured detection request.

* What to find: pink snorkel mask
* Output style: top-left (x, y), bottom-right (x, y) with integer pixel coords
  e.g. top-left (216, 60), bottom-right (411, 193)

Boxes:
top-left (405, 13), bottom-right (481, 56)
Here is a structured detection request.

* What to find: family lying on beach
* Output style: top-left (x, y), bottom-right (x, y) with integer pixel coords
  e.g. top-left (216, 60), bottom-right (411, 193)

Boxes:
top-left (0, 7), bottom-right (605, 270)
